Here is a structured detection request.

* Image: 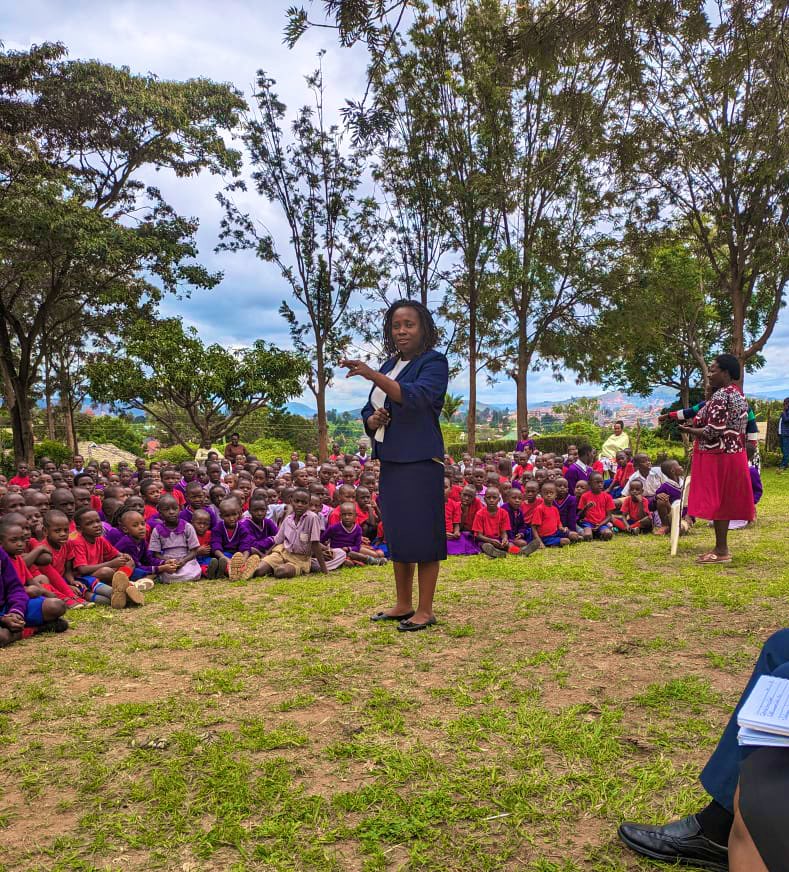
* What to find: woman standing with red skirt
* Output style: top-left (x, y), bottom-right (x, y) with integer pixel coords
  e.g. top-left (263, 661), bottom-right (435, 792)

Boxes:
top-left (679, 354), bottom-right (754, 565)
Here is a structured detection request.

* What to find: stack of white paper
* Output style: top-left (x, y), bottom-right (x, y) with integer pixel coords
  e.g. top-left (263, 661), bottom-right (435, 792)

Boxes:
top-left (737, 675), bottom-right (789, 747)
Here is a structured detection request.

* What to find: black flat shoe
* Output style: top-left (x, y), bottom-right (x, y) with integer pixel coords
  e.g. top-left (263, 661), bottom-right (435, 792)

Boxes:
top-left (618, 815), bottom-right (728, 871)
top-left (397, 616), bottom-right (437, 632)
top-left (370, 610), bottom-right (414, 622)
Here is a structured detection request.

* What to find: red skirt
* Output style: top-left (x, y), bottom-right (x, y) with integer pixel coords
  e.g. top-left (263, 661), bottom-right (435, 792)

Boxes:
top-left (687, 448), bottom-right (754, 521)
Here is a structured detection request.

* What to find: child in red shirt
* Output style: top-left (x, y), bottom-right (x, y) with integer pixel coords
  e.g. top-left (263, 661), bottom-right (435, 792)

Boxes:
top-left (472, 486), bottom-right (511, 559)
top-left (607, 451), bottom-right (635, 498)
top-left (612, 477), bottom-right (653, 534)
top-left (578, 473), bottom-right (615, 540)
top-left (521, 480), bottom-right (542, 526)
top-left (531, 482), bottom-right (571, 548)
top-left (459, 486), bottom-right (483, 533)
top-left (140, 479), bottom-right (163, 522)
top-left (68, 508), bottom-right (140, 608)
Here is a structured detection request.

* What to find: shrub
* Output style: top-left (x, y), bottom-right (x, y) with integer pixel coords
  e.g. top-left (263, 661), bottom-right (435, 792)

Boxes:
top-left (560, 422), bottom-right (602, 449)
top-left (76, 415), bottom-right (142, 455)
top-left (532, 435), bottom-right (579, 455)
top-left (34, 440), bottom-right (72, 465)
top-left (152, 444), bottom-right (199, 464)
top-left (244, 438), bottom-right (297, 464)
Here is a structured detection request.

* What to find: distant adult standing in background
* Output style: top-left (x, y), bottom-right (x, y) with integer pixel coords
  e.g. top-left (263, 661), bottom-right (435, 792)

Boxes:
top-left (515, 429), bottom-right (536, 455)
top-left (678, 354), bottom-right (753, 565)
top-left (224, 433), bottom-right (247, 462)
top-left (601, 420), bottom-right (630, 460)
top-left (342, 300), bottom-right (449, 632)
top-left (778, 397), bottom-right (789, 472)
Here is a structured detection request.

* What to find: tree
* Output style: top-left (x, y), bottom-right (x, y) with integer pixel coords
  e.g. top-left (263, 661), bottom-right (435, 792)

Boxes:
top-left (219, 63), bottom-right (381, 461)
top-left (554, 397), bottom-right (600, 425)
top-left (480, 0), bottom-right (615, 435)
top-left (86, 318), bottom-right (308, 452)
top-left (619, 2), bottom-right (789, 380)
top-left (570, 235), bottom-right (725, 409)
top-left (0, 45), bottom-right (245, 461)
top-left (441, 392), bottom-right (464, 423)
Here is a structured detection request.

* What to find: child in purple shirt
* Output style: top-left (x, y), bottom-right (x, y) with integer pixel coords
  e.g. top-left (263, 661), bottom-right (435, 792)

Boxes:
top-left (320, 502), bottom-right (375, 568)
top-left (554, 477), bottom-right (581, 542)
top-left (238, 498), bottom-right (278, 555)
top-left (0, 545), bottom-right (67, 644)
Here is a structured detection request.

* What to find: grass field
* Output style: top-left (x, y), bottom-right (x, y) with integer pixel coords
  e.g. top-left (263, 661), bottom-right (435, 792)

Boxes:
top-left (1, 472), bottom-right (788, 871)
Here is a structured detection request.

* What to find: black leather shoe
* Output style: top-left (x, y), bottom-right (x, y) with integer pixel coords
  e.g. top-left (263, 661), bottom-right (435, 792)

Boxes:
top-left (618, 815), bottom-right (728, 871)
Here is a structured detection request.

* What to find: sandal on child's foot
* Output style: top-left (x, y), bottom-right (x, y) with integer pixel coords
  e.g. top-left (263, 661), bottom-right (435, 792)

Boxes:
top-left (518, 540), bottom-right (540, 557)
top-left (228, 552), bottom-right (247, 581)
top-left (110, 571), bottom-right (130, 609)
top-left (481, 543), bottom-right (507, 559)
top-left (207, 558), bottom-right (219, 579)
top-left (42, 617), bottom-right (69, 633)
top-left (133, 578), bottom-right (155, 592)
top-left (366, 556), bottom-right (387, 566)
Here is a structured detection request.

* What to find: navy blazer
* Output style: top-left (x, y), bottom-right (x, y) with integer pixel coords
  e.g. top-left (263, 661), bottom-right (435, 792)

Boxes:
top-left (361, 349), bottom-right (448, 463)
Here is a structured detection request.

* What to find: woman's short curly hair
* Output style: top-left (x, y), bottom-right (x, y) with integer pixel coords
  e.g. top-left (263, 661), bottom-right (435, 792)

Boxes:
top-left (382, 300), bottom-right (439, 358)
top-left (714, 353), bottom-right (741, 381)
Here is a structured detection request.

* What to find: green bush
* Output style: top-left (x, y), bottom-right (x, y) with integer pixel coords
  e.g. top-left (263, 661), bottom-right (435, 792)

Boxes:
top-left (560, 422), bottom-right (602, 449)
top-left (152, 444), bottom-right (199, 465)
top-left (245, 438), bottom-right (297, 464)
top-left (34, 440), bottom-right (72, 465)
top-left (532, 435), bottom-right (579, 455)
top-left (445, 439), bottom-right (516, 458)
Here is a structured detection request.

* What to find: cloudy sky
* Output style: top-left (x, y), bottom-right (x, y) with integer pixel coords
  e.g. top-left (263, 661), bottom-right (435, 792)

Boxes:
top-left (5, 1), bottom-right (789, 409)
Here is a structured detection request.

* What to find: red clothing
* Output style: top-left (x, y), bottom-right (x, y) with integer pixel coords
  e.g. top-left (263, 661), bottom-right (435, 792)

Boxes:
top-left (10, 554), bottom-right (33, 584)
top-left (472, 507), bottom-right (511, 539)
top-left (327, 504), bottom-right (368, 528)
top-left (513, 464), bottom-right (533, 478)
top-left (460, 497), bottom-right (483, 532)
top-left (196, 529), bottom-right (212, 548)
top-left (612, 463), bottom-right (635, 487)
top-left (68, 533), bottom-right (119, 571)
top-left (163, 488), bottom-right (186, 507)
top-left (35, 538), bottom-right (69, 576)
top-left (91, 494), bottom-right (103, 513)
top-left (592, 460), bottom-right (604, 474)
top-left (448, 484), bottom-right (463, 502)
top-left (9, 476), bottom-right (30, 489)
top-left (688, 449), bottom-right (755, 521)
top-left (619, 495), bottom-right (649, 522)
top-left (521, 498), bottom-right (542, 525)
top-left (325, 482), bottom-right (336, 499)
top-left (578, 490), bottom-right (615, 525)
top-left (531, 503), bottom-right (561, 537)
top-left (143, 504), bottom-right (159, 521)
top-left (444, 499), bottom-right (461, 535)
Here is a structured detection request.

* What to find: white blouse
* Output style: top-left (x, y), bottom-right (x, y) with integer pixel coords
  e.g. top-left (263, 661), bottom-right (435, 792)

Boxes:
top-left (369, 357), bottom-right (410, 443)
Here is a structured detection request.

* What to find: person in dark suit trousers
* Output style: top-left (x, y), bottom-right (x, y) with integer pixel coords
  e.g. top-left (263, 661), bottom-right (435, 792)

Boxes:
top-left (619, 628), bottom-right (789, 871)
top-left (341, 300), bottom-right (449, 632)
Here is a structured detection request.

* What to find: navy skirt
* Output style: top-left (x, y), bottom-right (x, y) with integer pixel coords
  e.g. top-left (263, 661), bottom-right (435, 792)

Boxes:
top-left (378, 459), bottom-right (447, 563)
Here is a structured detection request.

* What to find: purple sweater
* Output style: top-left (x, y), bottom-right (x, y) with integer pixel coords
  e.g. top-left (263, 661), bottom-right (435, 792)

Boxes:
top-left (321, 522), bottom-right (362, 552)
top-left (238, 517), bottom-right (278, 553)
top-left (564, 461), bottom-right (590, 496)
top-left (556, 495), bottom-right (577, 532)
top-left (114, 534), bottom-right (162, 574)
top-left (180, 504), bottom-right (219, 527)
top-left (0, 547), bottom-right (30, 616)
top-left (750, 465), bottom-right (763, 505)
top-left (210, 522), bottom-right (243, 554)
top-left (502, 504), bottom-right (528, 540)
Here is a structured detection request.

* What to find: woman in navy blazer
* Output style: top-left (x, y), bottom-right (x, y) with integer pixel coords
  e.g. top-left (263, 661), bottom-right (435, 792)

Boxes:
top-left (341, 300), bottom-right (449, 631)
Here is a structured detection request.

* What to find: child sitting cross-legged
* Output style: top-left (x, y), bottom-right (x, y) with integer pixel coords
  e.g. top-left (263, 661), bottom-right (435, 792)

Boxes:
top-left (256, 488), bottom-right (327, 578)
top-left (0, 536), bottom-right (67, 646)
top-left (650, 459), bottom-right (686, 536)
top-left (445, 477), bottom-right (478, 556)
top-left (228, 496), bottom-right (279, 580)
top-left (473, 486), bottom-right (511, 559)
top-left (210, 498), bottom-right (244, 580)
top-left (612, 477), bottom-right (653, 534)
top-left (503, 487), bottom-right (540, 556)
top-left (68, 507), bottom-right (142, 608)
top-left (113, 507), bottom-right (174, 590)
top-left (577, 473), bottom-right (615, 541)
top-left (321, 501), bottom-right (384, 568)
top-left (24, 509), bottom-right (86, 607)
top-left (554, 477), bottom-right (581, 543)
top-left (530, 482), bottom-right (571, 548)
top-left (148, 495), bottom-right (202, 583)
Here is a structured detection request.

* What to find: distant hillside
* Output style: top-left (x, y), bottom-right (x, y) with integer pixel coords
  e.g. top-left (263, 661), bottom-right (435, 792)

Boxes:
top-left (284, 402), bottom-right (318, 417)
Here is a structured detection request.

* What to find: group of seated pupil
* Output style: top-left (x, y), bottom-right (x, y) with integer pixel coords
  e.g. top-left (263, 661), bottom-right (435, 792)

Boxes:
top-left (0, 440), bottom-right (761, 644)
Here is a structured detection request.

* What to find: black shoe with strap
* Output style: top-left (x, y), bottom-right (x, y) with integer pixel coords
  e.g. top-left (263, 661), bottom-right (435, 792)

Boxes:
top-left (618, 815), bottom-right (728, 871)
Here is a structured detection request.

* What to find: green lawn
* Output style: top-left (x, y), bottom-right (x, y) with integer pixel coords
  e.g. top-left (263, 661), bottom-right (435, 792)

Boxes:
top-left (2, 472), bottom-right (788, 871)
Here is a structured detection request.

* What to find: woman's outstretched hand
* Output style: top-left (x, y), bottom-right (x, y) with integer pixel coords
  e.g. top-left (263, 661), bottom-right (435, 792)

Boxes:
top-left (340, 358), bottom-right (375, 380)
top-left (366, 408), bottom-right (390, 430)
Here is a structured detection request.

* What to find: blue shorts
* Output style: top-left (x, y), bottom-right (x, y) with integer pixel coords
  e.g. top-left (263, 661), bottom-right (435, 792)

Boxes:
top-left (130, 567), bottom-right (148, 581)
top-left (197, 556), bottom-right (212, 567)
top-left (541, 534), bottom-right (565, 547)
top-left (580, 522), bottom-right (612, 536)
top-left (1, 596), bottom-right (45, 627)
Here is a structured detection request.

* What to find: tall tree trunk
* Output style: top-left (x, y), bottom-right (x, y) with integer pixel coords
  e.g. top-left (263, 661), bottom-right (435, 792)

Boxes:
top-left (467, 275), bottom-right (477, 458)
top-left (515, 311), bottom-right (529, 435)
top-left (730, 276), bottom-right (746, 387)
top-left (316, 350), bottom-right (328, 462)
top-left (0, 360), bottom-right (35, 464)
top-left (58, 359), bottom-right (77, 454)
top-left (44, 354), bottom-right (56, 440)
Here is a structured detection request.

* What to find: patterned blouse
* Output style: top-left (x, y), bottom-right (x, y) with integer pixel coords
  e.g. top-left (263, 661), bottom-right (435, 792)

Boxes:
top-left (693, 385), bottom-right (748, 453)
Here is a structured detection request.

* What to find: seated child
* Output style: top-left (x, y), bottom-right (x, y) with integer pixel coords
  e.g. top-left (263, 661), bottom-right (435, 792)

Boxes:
top-left (161, 467), bottom-right (186, 507)
top-left (140, 479), bottom-right (163, 522)
top-left (190, 508), bottom-right (214, 576)
top-left (472, 486), bottom-right (511, 559)
top-left (148, 495), bottom-right (202, 583)
top-left (606, 451), bottom-right (634, 498)
top-left (554, 477), bottom-right (580, 543)
top-left (113, 507), bottom-right (174, 589)
top-left (445, 477), bottom-right (478, 556)
top-left (502, 487), bottom-right (537, 554)
top-left (68, 508), bottom-right (141, 608)
top-left (651, 459), bottom-right (687, 535)
top-left (225, 496), bottom-right (278, 580)
top-left (256, 488), bottom-right (327, 578)
top-left (530, 482), bottom-right (570, 547)
top-left (521, 480), bottom-right (542, 530)
top-left (22, 510), bottom-right (85, 608)
top-left (1, 515), bottom-right (71, 609)
top-left (0, 543), bottom-right (67, 645)
top-left (577, 473), bottom-right (614, 540)
top-left (181, 481), bottom-right (218, 527)
top-left (210, 498), bottom-right (244, 580)
top-left (612, 478), bottom-right (653, 534)
top-left (320, 501), bottom-right (380, 569)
